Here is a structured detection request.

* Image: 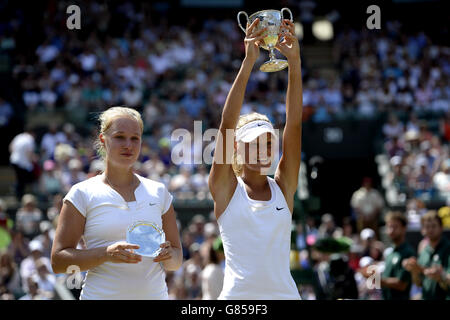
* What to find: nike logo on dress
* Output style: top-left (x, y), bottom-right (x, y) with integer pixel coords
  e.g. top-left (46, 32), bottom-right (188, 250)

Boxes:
top-left (276, 207), bottom-right (284, 211)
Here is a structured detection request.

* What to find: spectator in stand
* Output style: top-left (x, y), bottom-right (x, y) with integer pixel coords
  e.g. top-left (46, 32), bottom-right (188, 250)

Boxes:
top-left (9, 127), bottom-right (37, 200)
top-left (351, 177), bottom-right (385, 234)
top-left (0, 251), bottom-right (22, 299)
top-left (60, 158), bottom-right (86, 193)
top-left (439, 112), bottom-right (450, 143)
top-left (189, 215), bottom-right (206, 245)
top-left (122, 84), bottom-right (143, 109)
top-left (201, 240), bottom-right (224, 300)
top-left (410, 158), bottom-right (434, 197)
top-left (318, 213), bottom-right (342, 239)
top-left (0, 97), bottom-right (13, 127)
top-left (385, 136), bottom-right (405, 158)
top-left (360, 228), bottom-right (377, 258)
top-left (406, 113), bottom-right (420, 134)
top-left (418, 122), bottom-right (434, 143)
top-left (383, 113), bottom-right (404, 140)
top-left (61, 123), bottom-right (81, 148)
top-left (19, 277), bottom-right (49, 300)
top-left (33, 258), bottom-right (56, 298)
top-left (358, 227), bottom-right (386, 278)
top-left (403, 211), bottom-right (450, 299)
top-left (0, 199), bottom-right (10, 235)
top-left (46, 193), bottom-right (63, 223)
top-left (169, 166), bottom-right (194, 198)
top-left (433, 159), bottom-right (450, 200)
top-left (32, 221), bottom-right (54, 259)
top-left (386, 155), bottom-right (409, 196)
top-left (181, 242), bottom-right (204, 299)
top-left (199, 221), bottom-right (219, 260)
top-left (40, 123), bottom-right (67, 160)
top-left (368, 240), bottom-right (385, 263)
top-left (15, 194), bottom-right (43, 240)
top-left (86, 159), bottom-right (105, 179)
top-left (302, 216), bottom-right (319, 247)
top-left (296, 222), bottom-right (307, 251)
top-left (19, 240), bottom-right (52, 292)
top-left (181, 229), bottom-right (195, 261)
top-left (191, 165), bottom-right (209, 196)
top-left (341, 216), bottom-right (358, 242)
top-left (39, 160), bottom-right (63, 198)
top-left (183, 243), bottom-right (203, 275)
top-left (8, 230), bottom-right (29, 267)
top-left (185, 263), bottom-right (202, 299)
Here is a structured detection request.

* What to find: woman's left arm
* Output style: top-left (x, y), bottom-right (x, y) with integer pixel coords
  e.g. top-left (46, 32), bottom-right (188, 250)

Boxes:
top-left (155, 205), bottom-right (183, 271)
top-left (275, 20), bottom-right (303, 205)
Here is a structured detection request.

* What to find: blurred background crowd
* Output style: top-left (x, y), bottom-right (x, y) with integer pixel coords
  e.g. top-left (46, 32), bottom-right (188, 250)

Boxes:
top-left (0, 0), bottom-right (449, 300)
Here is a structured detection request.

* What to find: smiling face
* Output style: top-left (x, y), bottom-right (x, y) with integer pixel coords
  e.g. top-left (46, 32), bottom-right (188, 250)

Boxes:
top-left (238, 132), bottom-right (274, 174)
top-left (100, 116), bottom-right (142, 169)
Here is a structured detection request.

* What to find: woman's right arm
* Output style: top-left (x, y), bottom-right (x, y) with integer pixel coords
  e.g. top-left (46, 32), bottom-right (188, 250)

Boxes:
top-left (51, 201), bottom-right (141, 274)
top-left (208, 19), bottom-right (265, 214)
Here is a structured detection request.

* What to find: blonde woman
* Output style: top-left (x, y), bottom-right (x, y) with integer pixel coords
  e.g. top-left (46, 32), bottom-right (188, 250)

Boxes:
top-left (51, 107), bottom-right (182, 299)
top-left (208, 19), bottom-right (303, 299)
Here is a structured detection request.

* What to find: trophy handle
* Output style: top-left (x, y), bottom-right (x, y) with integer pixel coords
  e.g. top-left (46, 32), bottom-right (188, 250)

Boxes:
top-left (281, 7), bottom-right (293, 22)
top-left (237, 11), bottom-right (249, 33)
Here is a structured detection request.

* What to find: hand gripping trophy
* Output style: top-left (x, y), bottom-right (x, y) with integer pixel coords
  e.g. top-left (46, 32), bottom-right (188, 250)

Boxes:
top-left (237, 8), bottom-right (293, 72)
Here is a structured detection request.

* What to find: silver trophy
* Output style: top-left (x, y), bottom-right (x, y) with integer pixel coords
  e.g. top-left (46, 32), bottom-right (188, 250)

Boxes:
top-left (237, 8), bottom-right (293, 72)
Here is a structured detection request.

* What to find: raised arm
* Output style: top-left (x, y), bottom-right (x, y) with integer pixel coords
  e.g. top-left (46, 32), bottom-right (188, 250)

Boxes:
top-left (208, 19), bottom-right (265, 215)
top-left (274, 20), bottom-right (303, 206)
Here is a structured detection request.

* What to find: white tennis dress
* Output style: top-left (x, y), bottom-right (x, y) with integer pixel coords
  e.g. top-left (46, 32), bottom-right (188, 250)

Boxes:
top-left (217, 176), bottom-right (301, 300)
top-left (63, 173), bottom-right (172, 300)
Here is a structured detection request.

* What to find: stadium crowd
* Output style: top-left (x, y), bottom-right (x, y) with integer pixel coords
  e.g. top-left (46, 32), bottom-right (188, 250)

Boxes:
top-left (1, 0), bottom-right (449, 300)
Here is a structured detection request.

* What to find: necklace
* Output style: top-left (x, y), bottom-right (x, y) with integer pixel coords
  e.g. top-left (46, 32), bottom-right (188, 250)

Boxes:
top-left (104, 173), bottom-right (136, 190)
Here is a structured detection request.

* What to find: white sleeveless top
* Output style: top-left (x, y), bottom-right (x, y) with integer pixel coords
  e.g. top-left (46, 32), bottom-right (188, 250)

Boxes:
top-left (217, 176), bottom-right (301, 300)
top-left (63, 173), bottom-right (173, 300)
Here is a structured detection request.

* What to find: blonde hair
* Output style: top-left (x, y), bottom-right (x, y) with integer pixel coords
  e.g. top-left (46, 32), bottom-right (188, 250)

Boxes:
top-left (94, 106), bottom-right (144, 159)
top-left (232, 112), bottom-right (271, 177)
top-left (421, 210), bottom-right (443, 227)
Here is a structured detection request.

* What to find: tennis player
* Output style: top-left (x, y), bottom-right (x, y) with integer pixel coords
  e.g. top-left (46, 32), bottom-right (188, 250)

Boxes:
top-left (209, 19), bottom-right (303, 299)
top-left (51, 107), bottom-right (182, 299)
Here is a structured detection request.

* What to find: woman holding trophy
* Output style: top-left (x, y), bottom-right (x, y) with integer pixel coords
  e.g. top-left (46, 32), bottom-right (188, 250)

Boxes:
top-left (209, 13), bottom-right (303, 299)
top-left (51, 107), bottom-right (182, 299)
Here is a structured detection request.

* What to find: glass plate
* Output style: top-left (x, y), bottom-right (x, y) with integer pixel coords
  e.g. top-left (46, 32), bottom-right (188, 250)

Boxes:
top-left (126, 221), bottom-right (165, 258)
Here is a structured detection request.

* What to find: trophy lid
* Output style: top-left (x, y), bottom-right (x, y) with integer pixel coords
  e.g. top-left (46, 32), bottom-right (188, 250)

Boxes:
top-left (248, 9), bottom-right (281, 20)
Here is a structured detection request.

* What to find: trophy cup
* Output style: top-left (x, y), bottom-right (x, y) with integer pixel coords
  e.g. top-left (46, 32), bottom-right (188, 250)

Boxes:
top-left (237, 8), bottom-right (293, 72)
